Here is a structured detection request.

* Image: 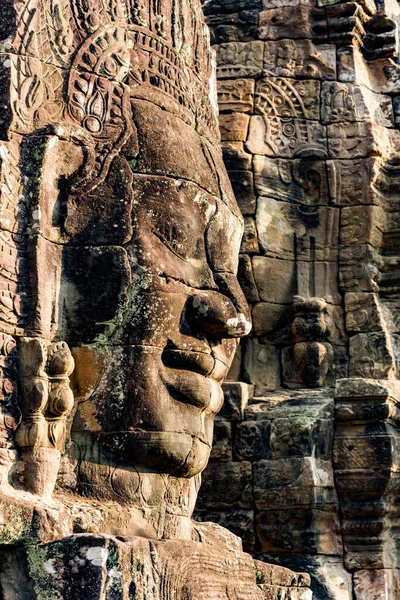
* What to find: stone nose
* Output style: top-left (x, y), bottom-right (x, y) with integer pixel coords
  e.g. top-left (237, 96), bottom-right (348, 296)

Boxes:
top-left (187, 284), bottom-right (252, 340)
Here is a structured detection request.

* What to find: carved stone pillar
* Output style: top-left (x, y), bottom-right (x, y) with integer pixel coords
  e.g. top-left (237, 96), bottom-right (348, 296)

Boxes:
top-left (334, 378), bottom-right (400, 598)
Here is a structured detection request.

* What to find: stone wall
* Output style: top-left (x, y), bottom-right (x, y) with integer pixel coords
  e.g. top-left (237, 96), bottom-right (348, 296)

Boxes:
top-left (196, 0), bottom-right (400, 597)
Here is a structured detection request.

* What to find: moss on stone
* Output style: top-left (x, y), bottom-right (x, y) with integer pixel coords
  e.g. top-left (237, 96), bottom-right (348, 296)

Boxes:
top-left (0, 502), bottom-right (31, 544)
top-left (27, 544), bottom-right (61, 600)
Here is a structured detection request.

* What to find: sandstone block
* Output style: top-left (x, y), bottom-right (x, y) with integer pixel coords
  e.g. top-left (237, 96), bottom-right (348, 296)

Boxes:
top-left (221, 381), bottom-right (254, 420)
top-left (252, 256), bottom-right (296, 303)
top-left (234, 420), bottom-right (271, 460)
top-left (206, 11), bottom-right (259, 44)
top-left (258, 6), bottom-right (327, 40)
top-left (255, 78), bottom-right (321, 121)
top-left (218, 79), bottom-right (255, 113)
top-left (340, 205), bottom-right (385, 248)
top-left (246, 389), bottom-right (334, 420)
top-left (327, 121), bottom-right (390, 159)
top-left (253, 155), bottom-right (329, 206)
top-left (321, 82), bottom-right (393, 127)
top-left (256, 507), bottom-right (342, 554)
top-left (246, 114), bottom-right (327, 157)
top-left (221, 142), bottom-right (253, 170)
top-left (349, 331), bottom-right (395, 379)
top-left (196, 461), bottom-right (253, 509)
top-left (194, 509), bottom-right (255, 552)
top-left (240, 217), bottom-right (260, 254)
top-left (333, 421), bottom-right (399, 471)
top-left (253, 457), bottom-right (337, 510)
top-left (255, 560), bottom-right (311, 587)
top-left (252, 302), bottom-right (290, 338)
top-left (226, 343), bottom-right (242, 381)
top-left (259, 586), bottom-right (313, 599)
top-left (243, 337), bottom-right (281, 394)
top-left (219, 112), bottom-right (250, 141)
top-left (263, 40), bottom-right (336, 80)
top-left (210, 420), bottom-right (232, 462)
top-left (353, 569), bottom-right (399, 600)
top-left (203, 0), bottom-right (261, 15)
top-left (255, 197), bottom-right (295, 260)
top-left (215, 41), bottom-right (264, 79)
top-left (256, 555), bottom-right (353, 600)
top-left (339, 244), bottom-right (381, 292)
top-left (270, 417), bottom-right (334, 459)
top-left (327, 158), bottom-right (383, 206)
top-left (238, 254), bottom-right (260, 303)
top-left (228, 170), bottom-right (256, 214)
top-left (345, 292), bottom-right (386, 333)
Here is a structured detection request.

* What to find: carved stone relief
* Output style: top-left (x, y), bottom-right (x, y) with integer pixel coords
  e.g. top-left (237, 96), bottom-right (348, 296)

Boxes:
top-left (0, 0), bottom-right (316, 598)
top-left (201, 0), bottom-right (400, 597)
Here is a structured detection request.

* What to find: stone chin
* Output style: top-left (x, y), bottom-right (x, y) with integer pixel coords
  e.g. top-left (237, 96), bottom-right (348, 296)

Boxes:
top-left (100, 430), bottom-right (211, 478)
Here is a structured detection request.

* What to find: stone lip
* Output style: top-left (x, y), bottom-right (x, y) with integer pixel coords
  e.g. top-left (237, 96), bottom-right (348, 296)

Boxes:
top-left (99, 430), bottom-right (212, 477)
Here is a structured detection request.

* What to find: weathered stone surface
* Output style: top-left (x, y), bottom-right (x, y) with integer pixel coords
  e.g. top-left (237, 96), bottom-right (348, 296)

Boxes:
top-left (270, 417), bottom-right (333, 459)
top-left (204, 0), bottom-right (400, 594)
top-left (252, 302), bottom-right (289, 338)
top-left (241, 217), bottom-right (260, 254)
top-left (246, 115), bottom-right (327, 158)
top-left (255, 78), bottom-right (321, 121)
top-left (339, 244), bottom-right (382, 292)
top-left (238, 254), bottom-right (260, 303)
top-left (0, 534), bottom-right (307, 600)
top-left (221, 381), bottom-right (254, 420)
top-left (234, 419), bottom-right (271, 460)
top-left (219, 112), bottom-right (250, 141)
top-left (353, 569), bottom-right (400, 600)
top-left (256, 554), bottom-right (353, 600)
top-left (345, 292), bottom-right (386, 333)
top-left (253, 257), bottom-right (296, 303)
top-left (243, 338), bottom-right (281, 394)
top-left (246, 390), bottom-right (334, 421)
top-left (321, 82), bottom-right (393, 127)
top-left (210, 419), bottom-right (233, 462)
top-left (340, 205), bottom-right (385, 248)
top-left (253, 457), bottom-right (338, 511)
top-left (196, 461), bottom-right (253, 509)
top-left (349, 331), bottom-right (396, 378)
top-left (206, 11), bottom-right (259, 44)
top-left (215, 41), bottom-right (264, 79)
top-left (255, 197), bottom-right (295, 260)
top-left (256, 507), bottom-right (342, 555)
top-left (222, 142), bottom-right (253, 170)
top-left (194, 509), bottom-right (256, 552)
top-left (254, 156), bottom-right (329, 206)
top-left (263, 40), bottom-right (336, 80)
top-left (228, 170), bottom-right (257, 214)
top-left (258, 7), bottom-right (327, 40)
top-left (218, 79), bottom-right (255, 113)
top-left (327, 122), bottom-right (390, 159)
top-left (327, 158), bottom-right (382, 206)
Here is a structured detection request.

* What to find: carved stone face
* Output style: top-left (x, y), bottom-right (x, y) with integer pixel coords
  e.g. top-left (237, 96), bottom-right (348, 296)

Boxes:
top-left (0, 0), bottom-right (250, 535)
top-left (68, 99), bottom-right (250, 478)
